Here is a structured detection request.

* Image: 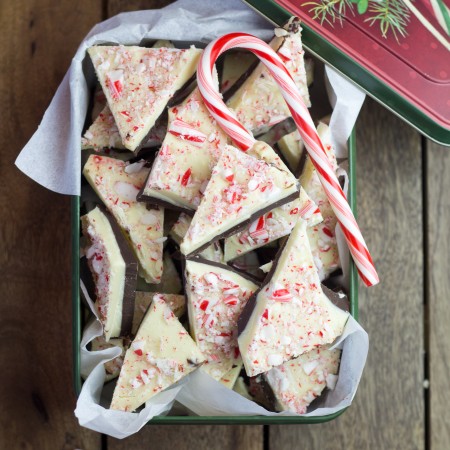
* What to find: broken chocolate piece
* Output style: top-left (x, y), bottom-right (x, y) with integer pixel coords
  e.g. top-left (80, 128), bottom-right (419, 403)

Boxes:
top-left (81, 206), bottom-right (138, 339)
top-left (238, 219), bottom-right (349, 377)
top-left (180, 143), bottom-right (299, 257)
top-left (110, 294), bottom-right (205, 412)
top-left (83, 154), bottom-right (164, 284)
top-left (184, 259), bottom-right (259, 381)
top-left (88, 45), bottom-right (202, 151)
top-left (226, 17), bottom-right (310, 136)
top-left (265, 345), bottom-right (341, 414)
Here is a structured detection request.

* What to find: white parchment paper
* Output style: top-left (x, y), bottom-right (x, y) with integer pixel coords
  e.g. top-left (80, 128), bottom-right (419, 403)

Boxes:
top-left (15, 0), bottom-right (369, 438)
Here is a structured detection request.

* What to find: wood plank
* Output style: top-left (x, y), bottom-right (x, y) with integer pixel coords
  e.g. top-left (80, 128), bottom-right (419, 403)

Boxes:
top-left (0, 1), bottom-right (103, 449)
top-left (109, 425), bottom-right (263, 450)
top-left (270, 99), bottom-right (425, 449)
top-left (427, 140), bottom-right (450, 450)
top-left (103, 1), bottom-right (263, 446)
top-left (107, 0), bottom-right (175, 15)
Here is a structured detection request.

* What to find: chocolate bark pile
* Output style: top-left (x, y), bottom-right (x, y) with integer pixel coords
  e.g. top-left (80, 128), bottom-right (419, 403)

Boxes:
top-left (80, 19), bottom-right (349, 415)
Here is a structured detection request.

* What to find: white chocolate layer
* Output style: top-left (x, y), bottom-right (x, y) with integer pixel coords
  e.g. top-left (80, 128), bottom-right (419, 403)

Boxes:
top-left (141, 81), bottom-right (229, 210)
top-left (265, 345), bottom-right (340, 414)
top-left (300, 123), bottom-right (341, 281)
top-left (82, 207), bottom-right (126, 341)
top-left (219, 363), bottom-right (243, 389)
top-left (111, 295), bottom-right (205, 412)
top-left (238, 219), bottom-right (349, 377)
top-left (88, 45), bottom-right (202, 151)
top-left (223, 187), bottom-right (322, 262)
top-left (185, 260), bottom-right (258, 380)
top-left (132, 292), bottom-right (186, 335)
top-left (227, 24), bottom-right (310, 135)
top-left (180, 143), bottom-right (299, 256)
top-left (83, 155), bottom-right (164, 283)
top-left (221, 52), bottom-right (257, 93)
top-left (170, 213), bottom-right (224, 263)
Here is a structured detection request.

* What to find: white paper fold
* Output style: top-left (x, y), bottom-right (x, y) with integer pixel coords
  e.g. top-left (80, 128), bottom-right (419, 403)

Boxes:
top-left (17, 0), bottom-right (369, 437)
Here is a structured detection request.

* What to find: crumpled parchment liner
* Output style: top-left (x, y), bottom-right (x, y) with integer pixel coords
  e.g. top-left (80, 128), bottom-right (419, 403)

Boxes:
top-left (14, 0), bottom-right (369, 438)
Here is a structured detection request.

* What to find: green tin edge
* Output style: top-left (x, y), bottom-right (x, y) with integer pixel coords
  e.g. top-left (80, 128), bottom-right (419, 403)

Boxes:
top-left (244, 0), bottom-right (450, 147)
top-left (72, 130), bottom-right (358, 424)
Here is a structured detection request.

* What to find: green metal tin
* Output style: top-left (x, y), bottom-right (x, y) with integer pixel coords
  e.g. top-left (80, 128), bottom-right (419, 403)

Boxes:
top-left (71, 130), bottom-right (359, 425)
top-left (244, 0), bottom-right (450, 147)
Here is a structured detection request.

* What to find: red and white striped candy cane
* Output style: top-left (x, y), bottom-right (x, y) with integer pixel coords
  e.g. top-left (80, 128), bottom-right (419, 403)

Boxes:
top-left (197, 32), bottom-right (379, 287)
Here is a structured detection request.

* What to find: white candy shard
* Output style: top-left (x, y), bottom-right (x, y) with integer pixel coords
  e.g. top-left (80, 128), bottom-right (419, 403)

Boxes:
top-left (140, 72), bottom-right (230, 211)
top-left (185, 259), bottom-right (258, 381)
top-left (226, 20), bottom-right (310, 135)
top-left (88, 45), bottom-right (202, 151)
top-left (83, 155), bottom-right (164, 283)
top-left (180, 143), bottom-right (299, 256)
top-left (238, 219), bottom-right (349, 377)
top-left (132, 292), bottom-right (186, 335)
top-left (265, 345), bottom-right (341, 414)
top-left (110, 295), bottom-right (205, 412)
top-left (81, 207), bottom-right (128, 341)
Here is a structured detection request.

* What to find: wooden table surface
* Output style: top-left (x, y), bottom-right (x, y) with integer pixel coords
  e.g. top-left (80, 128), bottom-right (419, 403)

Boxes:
top-left (1, 0), bottom-right (449, 449)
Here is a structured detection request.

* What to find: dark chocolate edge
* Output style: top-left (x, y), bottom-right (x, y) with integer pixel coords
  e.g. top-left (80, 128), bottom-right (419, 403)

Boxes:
top-left (321, 284), bottom-right (350, 312)
top-left (136, 191), bottom-right (195, 216)
top-left (185, 186), bottom-right (300, 258)
top-left (293, 142), bottom-right (308, 179)
top-left (97, 205), bottom-right (139, 338)
top-left (237, 235), bottom-right (289, 335)
top-left (185, 255), bottom-right (262, 286)
top-left (222, 34), bottom-right (286, 104)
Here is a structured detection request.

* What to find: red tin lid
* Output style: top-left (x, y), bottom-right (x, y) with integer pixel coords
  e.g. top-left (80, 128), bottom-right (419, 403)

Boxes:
top-left (244, 0), bottom-right (450, 145)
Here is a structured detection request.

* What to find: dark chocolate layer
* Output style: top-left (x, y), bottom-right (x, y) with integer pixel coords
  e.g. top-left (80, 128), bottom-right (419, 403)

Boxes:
top-left (136, 191), bottom-right (195, 216)
top-left (184, 186), bottom-right (300, 258)
top-left (185, 255), bottom-right (262, 286)
top-left (97, 205), bottom-right (139, 338)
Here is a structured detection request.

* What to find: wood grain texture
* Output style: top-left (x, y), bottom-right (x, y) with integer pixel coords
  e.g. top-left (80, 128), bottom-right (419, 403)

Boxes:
top-left (109, 425), bottom-right (263, 450)
top-left (107, 0), bottom-right (175, 16)
top-left (271, 99), bottom-right (425, 449)
top-left (427, 141), bottom-right (450, 450)
top-left (0, 1), bottom-right (102, 449)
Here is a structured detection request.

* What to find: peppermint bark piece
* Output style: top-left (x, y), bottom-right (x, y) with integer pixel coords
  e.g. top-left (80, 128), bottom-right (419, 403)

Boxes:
top-left (83, 155), bottom-right (164, 283)
top-left (299, 123), bottom-right (341, 280)
top-left (238, 219), bottom-right (349, 377)
top-left (220, 363), bottom-right (243, 389)
top-left (132, 292), bottom-right (186, 335)
top-left (180, 144), bottom-right (299, 256)
top-left (221, 51), bottom-right (257, 94)
top-left (110, 295), bottom-right (205, 412)
top-left (90, 336), bottom-right (127, 382)
top-left (81, 206), bottom-right (138, 340)
top-left (82, 105), bottom-right (167, 150)
top-left (277, 129), bottom-right (304, 173)
top-left (139, 82), bottom-right (230, 211)
top-left (170, 213), bottom-right (224, 263)
top-left (226, 18), bottom-right (310, 135)
top-left (88, 45), bottom-right (202, 151)
top-left (223, 187), bottom-right (322, 262)
top-left (265, 345), bottom-right (340, 414)
top-left (185, 259), bottom-right (259, 380)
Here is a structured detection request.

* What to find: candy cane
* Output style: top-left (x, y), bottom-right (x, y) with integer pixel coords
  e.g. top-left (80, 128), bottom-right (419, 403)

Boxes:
top-left (197, 32), bottom-right (379, 287)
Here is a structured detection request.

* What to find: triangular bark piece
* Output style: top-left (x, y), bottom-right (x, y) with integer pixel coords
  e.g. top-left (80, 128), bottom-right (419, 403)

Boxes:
top-left (238, 219), bottom-right (349, 377)
top-left (88, 45), bottom-right (202, 151)
top-left (110, 295), bottom-right (205, 412)
top-left (185, 259), bottom-right (259, 380)
top-left (180, 144), bottom-right (299, 256)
